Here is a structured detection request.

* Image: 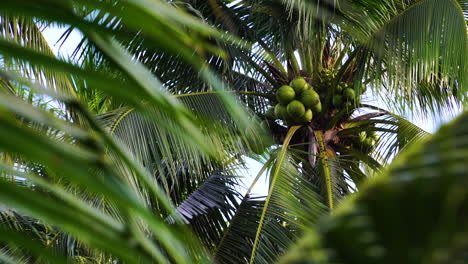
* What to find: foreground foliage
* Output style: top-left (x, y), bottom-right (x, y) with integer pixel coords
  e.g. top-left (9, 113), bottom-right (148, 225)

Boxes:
top-left (0, 0), bottom-right (466, 263)
top-left (281, 111), bottom-right (468, 263)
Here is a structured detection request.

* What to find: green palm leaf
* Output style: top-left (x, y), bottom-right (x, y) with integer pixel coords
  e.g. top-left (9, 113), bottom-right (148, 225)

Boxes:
top-left (244, 127), bottom-right (326, 263)
top-left (213, 195), bottom-right (265, 264)
top-left (0, 1), bottom-right (257, 261)
top-left (280, 109), bottom-right (468, 264)
top-left (170, 174), bottom-right (241, 251)
top-left (0, 14), bottom-right (76, 96)
top-left (340, 0), bottom-right (468, 115)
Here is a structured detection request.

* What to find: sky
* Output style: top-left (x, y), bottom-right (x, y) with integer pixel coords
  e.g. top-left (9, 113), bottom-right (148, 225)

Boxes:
top-left (42, 26), bottom-right (82, 58)
top-left (41, 26), bottom-right (461, 197)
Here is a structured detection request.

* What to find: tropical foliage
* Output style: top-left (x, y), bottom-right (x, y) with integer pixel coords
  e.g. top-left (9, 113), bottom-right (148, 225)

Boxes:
top-left (0, 0), bottom-right (466, 263)
top-left (280, 110), bottom-right (468, 264)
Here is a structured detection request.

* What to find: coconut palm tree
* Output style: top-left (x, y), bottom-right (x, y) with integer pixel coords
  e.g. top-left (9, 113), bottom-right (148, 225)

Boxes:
top-left (98, 0), bottom-right (464, 262)
top-left (0, 0), bottom-right (466, 263)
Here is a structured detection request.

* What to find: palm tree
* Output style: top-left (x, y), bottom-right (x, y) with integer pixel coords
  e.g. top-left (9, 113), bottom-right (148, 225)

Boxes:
top-left (0, 0), bottom-right (466, 263)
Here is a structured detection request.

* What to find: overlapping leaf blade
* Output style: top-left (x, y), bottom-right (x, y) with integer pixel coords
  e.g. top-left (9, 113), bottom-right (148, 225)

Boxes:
top-left (280, 109), bottom-right (468, 264)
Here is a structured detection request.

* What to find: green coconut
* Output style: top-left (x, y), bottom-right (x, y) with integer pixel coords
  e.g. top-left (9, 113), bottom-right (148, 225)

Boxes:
top-left (299, 109), bottom-right (313, 123)
top-left (290, 77), bottom-right (307, 94)
top-left (332, 95), bottom-right (343, 106)
top-left (276, 85), bottom-right (295, 104)
top-left (311, 101), bottom-right (322, 113)
top-left (300, 89), bottom-right (320, 108)
top-left (274, 104), bottom-right (288, 119)
top-left (362, 137), bottom-right (374, 149)
top-left (343, 88), bottom-right (356, 99)
top-left (287, 100), bottom-right (306, 118)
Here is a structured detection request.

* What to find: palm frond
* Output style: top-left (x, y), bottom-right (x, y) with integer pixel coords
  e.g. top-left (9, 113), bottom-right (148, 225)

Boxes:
top-left (213, 195), bottom-right (264, 264)
top-left (0, 14), bottom-right (76, 95)
top-left (375, 112), bottom-right (431, 162)
top-left (0, 1), bottom-right (252, 260)
top-left (102, 92), bottom-right (267, 211)
top-left (0, 209), bottom-right (66, 263)
top-left (337, 106), bottom-right (430, 166)
top-left (0, 83), bottom-right (210, 263)
top-left (340, 0), bottom-right (468, 116)
top-left (280, 108), bottom-right (468, 264)
top-left (213, 144), bottom-right (326, 264)
top-left (0, 226), bottom-right (68, 264)
top-left (242, 127), bottom-right (325, 263)
top-left (171, 174), bottom-right (241, 251)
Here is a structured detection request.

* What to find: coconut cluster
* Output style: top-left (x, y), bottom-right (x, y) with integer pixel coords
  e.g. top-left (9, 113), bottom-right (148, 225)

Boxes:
top-left (273, 77), bottom-right (322, 125)
top-left (332, 83), bottom-right (360, 109)
top-left (359, 130), bottom-right (378, 149)
top-left (340, 123), bottom-right (379, 152)
top-left (317, 69), bottom-right (336, 90)
top-left (264, 69), bottom-right (365, 126)
top-left (352, 130), bottom-right (379, 153)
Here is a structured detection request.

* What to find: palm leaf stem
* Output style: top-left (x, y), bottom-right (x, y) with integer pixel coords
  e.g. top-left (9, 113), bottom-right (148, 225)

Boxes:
top-left (333, 41), bottom-right (351, 71)
top-left (314, 130), bottom-right (333, 209)
top-left (249, 125), bottom-right (301, 264)
top-left (286, 42), bottom-right (300, 75)
top-left (299, 43), bottom-right (313, 76)
top-left (333, 47), bottom-right (359, 89)
top-left (213, 158), bottom-right (273, 258)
